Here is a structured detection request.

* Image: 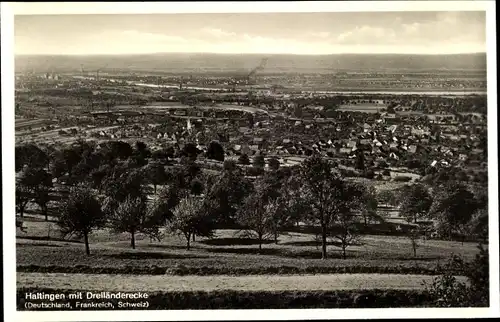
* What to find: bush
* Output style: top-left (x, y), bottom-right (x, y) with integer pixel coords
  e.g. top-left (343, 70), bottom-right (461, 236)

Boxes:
top-left (246, 166), bottom-right (265, 176)
top-left (377, 160), bottom-right (389, 168)
top-left (425, 244), bottom-right (489, 307)
top-left (382, 169), bottom-right (390, 176)
top-left (16, 264), bottom-right (443, 276)
top-left (339, 168), bottom-right (359, 178)
top-left (393, 176), bottom-right (412, 182)
top-left (363, 169), bottom-right (375, 179)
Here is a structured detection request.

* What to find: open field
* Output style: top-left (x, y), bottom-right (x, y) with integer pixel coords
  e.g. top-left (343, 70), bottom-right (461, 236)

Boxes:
top-left (338, 103), bottom-right (385, 113)
top-left (15, 118), bottom-right (54, 131)
top-left (17, 218), bottom-right (480, 276)
top-left (144, 103), bottom-right (267, 114)
top-left (17, 272), bottom-right (467, 292)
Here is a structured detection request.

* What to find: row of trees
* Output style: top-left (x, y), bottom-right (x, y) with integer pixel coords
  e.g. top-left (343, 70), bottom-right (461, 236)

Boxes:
top-left (50, 155), bottom-right (375, 258)
top-left (16, 140), bottom-right (488, 259)
top-left (392, 182), bottom-right (488, 242)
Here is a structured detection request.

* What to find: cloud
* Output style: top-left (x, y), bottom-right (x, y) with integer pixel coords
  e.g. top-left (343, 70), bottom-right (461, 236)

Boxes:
top-left (201, 27), bottom-right (236, 38)
top-left (337, 26), bottom-right (396, 44)
top-left (120, 30), bottom-right (188, 44)
top-left (399, 12), bottom-right (485, 46)
top-left (310, 31), bottom-right (330, 38)
top-left (402, 22), bottom-right (420, 35)
top-left (334, 12), bottom-right (485, 50)
top-left (14, 12), bottom-right (486, 55)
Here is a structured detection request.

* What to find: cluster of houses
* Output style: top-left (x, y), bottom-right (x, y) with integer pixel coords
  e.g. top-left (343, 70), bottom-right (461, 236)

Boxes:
top-left (80, 105), bottom-right (485, 173)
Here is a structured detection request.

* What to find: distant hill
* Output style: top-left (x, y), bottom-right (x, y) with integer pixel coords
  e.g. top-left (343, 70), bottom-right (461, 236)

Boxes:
top-left (15, 52), bottom-right (487, 74)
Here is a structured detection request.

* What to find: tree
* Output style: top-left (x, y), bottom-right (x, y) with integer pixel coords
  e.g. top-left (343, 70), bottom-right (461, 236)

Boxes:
top-left (110, 196), bottom-right (157, 249)
top-left (236, 171), bottom-right (291, 248)
top-left (16, 184), bottom-right (33, 218)
top-left (16, 167), bottom-right (51, 218)
top-left (331, 211), bottom-right (361, 259)
top-left (378, 189), bottom-right (398, 206)
top-left (238, 191), bottom-right (272, 251)
top-left (206, 141), bottom-right (225, 162)
top-left (467, 208), bottom-right (488, 243)
top-left (265, 199), bottom-right (285, 244)
top-left (407, 228), bottom-right (421, 257)
top-left (465, 243), bottom-right (489, 306)
top-left (135, 141), bottom-right (151, 159)
top-left (223, 160), bottom-right (238, 172)
top-left (32, 169), bottom-right (53, 221)
top-left (89, 165), bottom-right (112, 193)
top-left (330, 182), bottom-right (365, 259)
top-left (150, 185), bottom-right (185, 229)
top-left (169, 196), bottom-right (214, 250)
top-left (101, 141), bottom-right (133, 160)
top-left (425, 243), bottom-right (489, 307)
top-left (58, 186), bottom-right (106, 255)
top-left (181, 143), bottom-right (199, 161)
top-left (60, 148), bottom-right (81, 177)
top-left (297, 155), bottom-right (361, 259)
top-left (399, 184), bottom-right (433, 224)
top-left (238, 153), bottom-right (250, 165)
top-left (279, 172), bottom-right (309, 228)
top-left (145, 163), bottom-right (168, 194)
top-left (253, 154), bottom-right (266, 169)
top-left (355, 151), bottom-right (365, 171)
top-left (204, 166), bottom-right (253, 227)
top-left (429, 183), bottom-right (478, 240)
top-left (102, 168), bottom-right (146, 216)
top-left (360, 185), bottom-right (379, 226)
top-left (15, 143), bottom-right (49, 172)
top-left (268, 157), bottom-right (280, 171)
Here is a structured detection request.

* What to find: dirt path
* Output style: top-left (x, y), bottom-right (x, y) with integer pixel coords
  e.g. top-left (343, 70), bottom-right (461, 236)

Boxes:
top-left (17, 273), bottom-right (467, 292)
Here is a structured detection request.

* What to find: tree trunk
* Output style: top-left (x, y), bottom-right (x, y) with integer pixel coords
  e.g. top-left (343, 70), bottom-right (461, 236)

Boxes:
top-left (414, 215), bottom-right (418, 224)
top-left (84, 232), bottom-right (90, 255)
top-left (19, 206), bottom-right (24, 218)
top-left (342, 244), bottom-right (347, 259)
top-left (274, 231), bottom-right (278, 244)
top-left (321, 224), bottom-right (328, 259)
top-left (364, 215), bottom-right (367, 227)
top-left (131, 230), bottom-right (135, 249)
top-left (154, 184), bottom-right (157, 195)
top-left (186, 233), bottom-right (191, 250)
top-left (43, 205), bottom-right (48, 221)
top-left (192, 234), bottom-right (196, 242)
top-left (413, 243), bottom-right (417, 257)
top-left (258, 233), bottom-right (263, 252)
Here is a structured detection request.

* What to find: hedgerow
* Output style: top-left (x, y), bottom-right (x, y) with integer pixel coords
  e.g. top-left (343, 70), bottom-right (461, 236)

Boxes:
top-left (17, 263), bottom-right (453, 276)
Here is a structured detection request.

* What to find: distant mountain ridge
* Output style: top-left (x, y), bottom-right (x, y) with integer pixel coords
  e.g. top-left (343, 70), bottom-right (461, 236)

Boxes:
top-left (15, 53), bottom-right (487, 74)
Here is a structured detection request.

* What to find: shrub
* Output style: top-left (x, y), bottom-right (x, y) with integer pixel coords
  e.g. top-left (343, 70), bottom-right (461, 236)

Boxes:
top-left (363, 169), bottom-right (375, 179)
top-left (393, 176), bottom-right (412, 182)
top-left (246, 166), bottom-right (265, 176)
top-left (16, 264), bottom-right (443, 276)
top-left (378, 160), bottom-right (389, 168)
top-left (425, 244), bottom-right (489, 307)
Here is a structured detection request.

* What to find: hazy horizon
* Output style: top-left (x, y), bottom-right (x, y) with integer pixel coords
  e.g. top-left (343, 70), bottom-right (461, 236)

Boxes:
top-left (15, 11), bottom-right (486, 55)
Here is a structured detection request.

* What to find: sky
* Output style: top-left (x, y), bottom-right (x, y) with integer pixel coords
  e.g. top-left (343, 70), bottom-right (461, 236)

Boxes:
top-left (14, 11), bottom-right (486, 55)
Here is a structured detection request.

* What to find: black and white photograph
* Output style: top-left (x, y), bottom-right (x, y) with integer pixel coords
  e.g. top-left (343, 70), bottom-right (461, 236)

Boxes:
top-left (2, 1), bottom-right (498, 321)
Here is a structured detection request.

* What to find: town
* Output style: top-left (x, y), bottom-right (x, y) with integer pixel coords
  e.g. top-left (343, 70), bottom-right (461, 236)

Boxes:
top-left (12, 3), bottom-right (494, 309)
